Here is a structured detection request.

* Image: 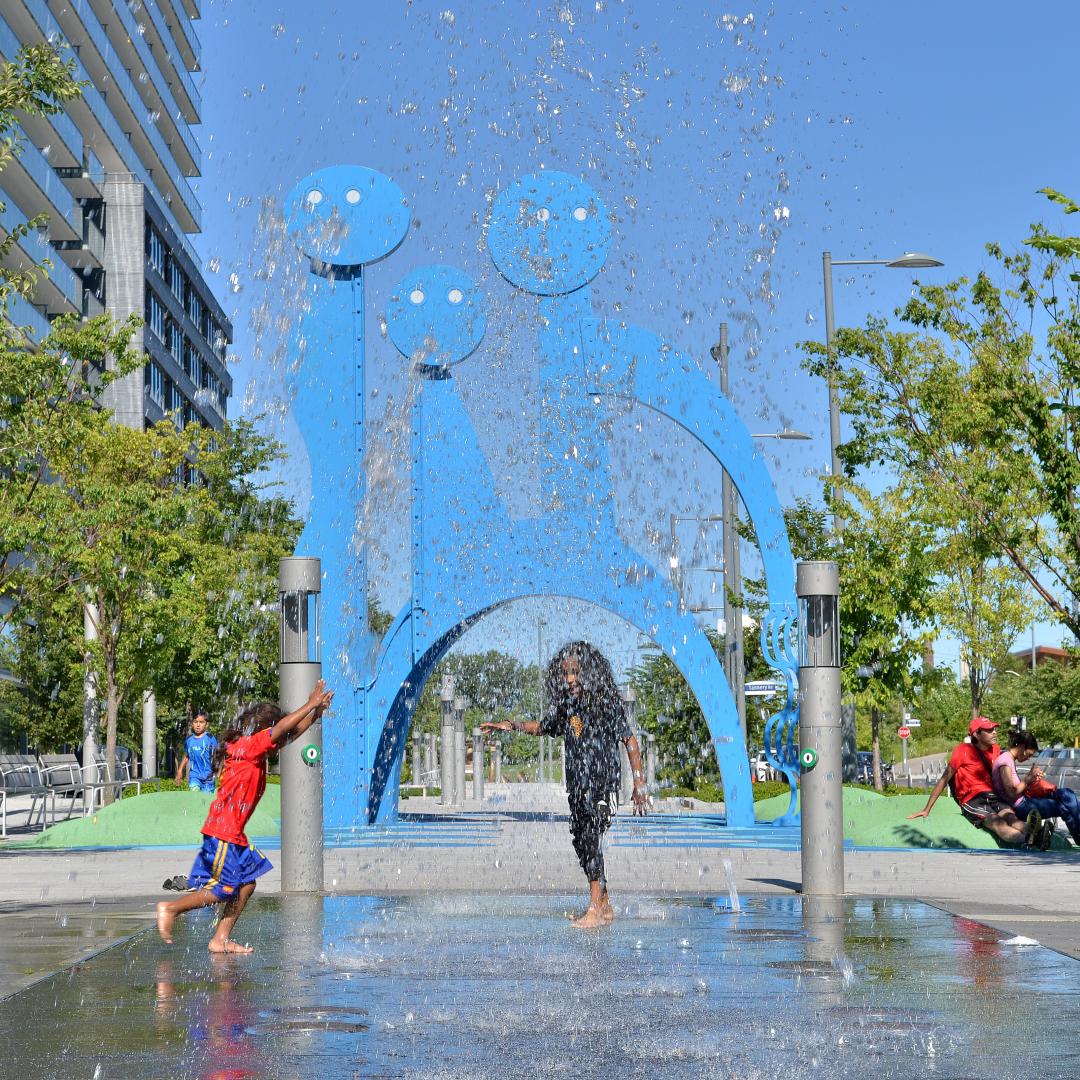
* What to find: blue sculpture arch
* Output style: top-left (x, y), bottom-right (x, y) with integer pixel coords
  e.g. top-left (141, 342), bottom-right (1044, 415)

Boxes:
top-left (284, 166), bottom-right (801, 832)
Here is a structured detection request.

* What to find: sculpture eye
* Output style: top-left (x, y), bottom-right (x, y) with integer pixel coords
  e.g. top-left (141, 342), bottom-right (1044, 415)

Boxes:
top-left (409, 289), bottom-right (425, 305)
top-left (305, 188), bottom-right (323, 206)
top-left (447, 288), bottom-right (464, 305)
top-left (572, 206), bottom-right (588, 221)
top-left (345, 188), bottom-right (361, 204)
top-left (536, 208), bottom-right (551, 222)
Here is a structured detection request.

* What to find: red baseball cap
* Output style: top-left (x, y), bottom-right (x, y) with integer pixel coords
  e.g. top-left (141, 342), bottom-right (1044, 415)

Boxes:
top-left (968, 716), bottom-right (998, 735)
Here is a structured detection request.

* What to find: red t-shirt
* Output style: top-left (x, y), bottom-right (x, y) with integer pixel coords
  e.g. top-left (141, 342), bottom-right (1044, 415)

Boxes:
top-left (949, 741), bottom-right (1000, 806)
top-left (201, 727), bottom-right (278, 846)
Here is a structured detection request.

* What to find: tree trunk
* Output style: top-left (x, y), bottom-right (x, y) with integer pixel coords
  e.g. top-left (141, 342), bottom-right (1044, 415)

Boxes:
top-left (102, 658), bottom-right (119, 807)
top-left (871, 706), bottom-right (883, 792)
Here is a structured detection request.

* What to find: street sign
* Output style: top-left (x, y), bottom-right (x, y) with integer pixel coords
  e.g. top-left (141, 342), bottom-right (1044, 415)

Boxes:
top-left (905, 718), bottom-right (921, 728)
top-left (745, 680), bottom-right (783, 697)
top-left (897, 726), bottom-right (911, 740)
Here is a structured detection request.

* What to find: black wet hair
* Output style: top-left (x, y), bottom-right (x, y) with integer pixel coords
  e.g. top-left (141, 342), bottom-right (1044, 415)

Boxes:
top-left (543, 640), bottom-right (622, 720)
top-left (211, 701), bottom-right (282, 773)
top-left (1008, 729), bottom-right (1040, 753)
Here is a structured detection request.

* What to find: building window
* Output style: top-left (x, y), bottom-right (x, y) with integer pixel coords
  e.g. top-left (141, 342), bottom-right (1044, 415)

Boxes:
top-left (145, 290), bottom-right (165, 340)
top-left (168, 258), bottom-right (184, 300)
top-left (168, 320), bottom-right (182, 361)
top-left (147, 362), bottom-right (164, 407)
top-left (147, 226), bottom-right (165, 274)
top-left (188, 290), bottom-right (202, 328)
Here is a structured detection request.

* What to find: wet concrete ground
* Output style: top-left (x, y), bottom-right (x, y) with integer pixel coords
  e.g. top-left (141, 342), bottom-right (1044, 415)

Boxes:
top-left (3, 813), bottom-right (1080, 1004)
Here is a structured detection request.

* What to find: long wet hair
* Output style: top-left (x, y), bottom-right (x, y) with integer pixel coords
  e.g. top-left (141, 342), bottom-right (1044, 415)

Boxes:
top-left (543, 640), bottom-right (622, 721)
top-left (210, 701), bottom-right (282, 774)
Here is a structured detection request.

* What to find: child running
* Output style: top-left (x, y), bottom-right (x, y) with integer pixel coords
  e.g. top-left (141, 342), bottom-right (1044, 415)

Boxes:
top-left (157, 679), bottom-right (333, 953)
top-left (175, 711), bottom-right (218, 793)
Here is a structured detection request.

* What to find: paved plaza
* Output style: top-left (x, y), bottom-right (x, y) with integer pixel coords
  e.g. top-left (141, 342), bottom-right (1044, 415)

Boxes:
top-left (3, 805), bottom-right (1080, 1002)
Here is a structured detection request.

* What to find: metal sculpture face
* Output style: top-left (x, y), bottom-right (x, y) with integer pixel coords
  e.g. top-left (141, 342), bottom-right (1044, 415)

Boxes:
top-left (487, 171), bottom-right (611, 295)
top-left (285, 165), bottom-right (801, 833)
top-left (386, 265), bottom-right (486, 369)
top-left (287, 165), bottom-right (409, 267)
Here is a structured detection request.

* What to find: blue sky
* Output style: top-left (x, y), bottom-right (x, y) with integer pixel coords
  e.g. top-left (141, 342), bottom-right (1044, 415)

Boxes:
top-left (193, 0), bottom-right (1080, 678)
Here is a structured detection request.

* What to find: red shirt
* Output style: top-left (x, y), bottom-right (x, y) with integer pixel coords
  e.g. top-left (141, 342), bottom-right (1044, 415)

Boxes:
top-left (201, 727), bottom-right (278, 846)
top-left (949, 741), bottom-right (1000, 806)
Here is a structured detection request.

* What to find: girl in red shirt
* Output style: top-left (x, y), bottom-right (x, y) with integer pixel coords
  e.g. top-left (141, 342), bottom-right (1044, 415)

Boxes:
top-left (157, 679), bottom-right (333, 953)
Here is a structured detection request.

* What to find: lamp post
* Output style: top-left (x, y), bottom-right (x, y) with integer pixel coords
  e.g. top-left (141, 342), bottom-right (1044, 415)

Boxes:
top-left (822, 251), bottom-right (943, 532)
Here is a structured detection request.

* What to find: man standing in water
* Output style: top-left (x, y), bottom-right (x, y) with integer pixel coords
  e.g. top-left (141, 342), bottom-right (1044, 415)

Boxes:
top-left (482, 641), bottom-right (649, 928)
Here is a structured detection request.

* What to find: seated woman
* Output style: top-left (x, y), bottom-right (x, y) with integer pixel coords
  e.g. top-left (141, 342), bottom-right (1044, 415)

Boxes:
top-left (992, 730), bottom-right (1080, 848)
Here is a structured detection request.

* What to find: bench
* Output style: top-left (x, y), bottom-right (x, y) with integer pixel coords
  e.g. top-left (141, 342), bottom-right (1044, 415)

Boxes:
top-left (0, 754), bottom-right (50, 837)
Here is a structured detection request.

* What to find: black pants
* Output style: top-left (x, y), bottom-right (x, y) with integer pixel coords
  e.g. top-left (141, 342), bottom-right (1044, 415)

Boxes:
top-left (569, 793), bottom-right (614, 885)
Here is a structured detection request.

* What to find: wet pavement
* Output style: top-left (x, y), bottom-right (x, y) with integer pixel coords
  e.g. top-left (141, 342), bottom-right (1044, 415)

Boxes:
top-left (3, 893), bottom-right (1080, 1079)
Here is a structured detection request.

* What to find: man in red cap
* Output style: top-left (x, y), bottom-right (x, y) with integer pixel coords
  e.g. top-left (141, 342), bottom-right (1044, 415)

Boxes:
top-left (907, 716), bottom-right (1053, 849)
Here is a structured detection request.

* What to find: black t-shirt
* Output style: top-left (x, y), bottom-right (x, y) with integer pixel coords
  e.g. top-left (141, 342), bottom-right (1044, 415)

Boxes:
top-left (540, 690), bottom-right (631, 804)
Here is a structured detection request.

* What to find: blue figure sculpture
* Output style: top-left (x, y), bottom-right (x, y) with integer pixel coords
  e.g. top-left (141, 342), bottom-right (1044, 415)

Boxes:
top-left (284, 165), bottom-right (801, 832)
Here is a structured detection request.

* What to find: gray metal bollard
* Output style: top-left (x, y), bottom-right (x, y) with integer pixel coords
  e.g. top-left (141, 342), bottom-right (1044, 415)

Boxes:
top-left (473, 728), bottom-right (484, 801)
top-left (440, 676), bottom-right (455, 805)
top-left (797, 561), bottom-right (844, 898)
top-left (411, 731), bottom-right (421, 789)
top-left (646, 733), bottom-right (657, 790)
top-left (141, 690), bottom-right (157, 780)
top-left (279, 556), bottom-right (323, 894)
top-left (424, 732), bottom-right (435, 782)
top-left (493, 743), bottom-right (502, 784)
top-left (454, 695), bottom-right (467, 806)
top-left (619, 685), bottom-right (637, 805)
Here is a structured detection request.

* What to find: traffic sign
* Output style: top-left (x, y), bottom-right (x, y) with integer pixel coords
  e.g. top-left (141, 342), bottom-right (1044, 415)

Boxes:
top-left (905, 718), bottom-right (921, 728)
top-left (897, 726), bottom-right (911, 740)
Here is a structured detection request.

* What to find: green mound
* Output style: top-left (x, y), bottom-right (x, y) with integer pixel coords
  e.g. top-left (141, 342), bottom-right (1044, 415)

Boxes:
top-left (13, 788), bottom-right (281, 849)
top-left (755, 784), bottom-right (1076, 850)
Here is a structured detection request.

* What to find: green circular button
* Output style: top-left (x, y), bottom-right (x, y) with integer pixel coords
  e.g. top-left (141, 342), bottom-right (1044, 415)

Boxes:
top-left (302, 744), bottom-right (321, 766)
top-left (800, 748), bottom-right (818, 770)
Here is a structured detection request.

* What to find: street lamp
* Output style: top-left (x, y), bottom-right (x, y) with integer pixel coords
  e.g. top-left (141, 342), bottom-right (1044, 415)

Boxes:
top-left (822, 250), bottom-right (944, 532)
top-left (751, 428), bottom-right (812, 441)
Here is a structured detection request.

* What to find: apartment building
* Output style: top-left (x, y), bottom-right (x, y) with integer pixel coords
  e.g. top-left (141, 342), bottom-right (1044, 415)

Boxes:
top-left (0, 0), bottom-right (231, 432)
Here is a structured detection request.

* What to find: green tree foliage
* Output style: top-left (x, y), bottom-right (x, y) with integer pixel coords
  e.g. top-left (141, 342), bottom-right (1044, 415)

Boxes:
top-left (628, 629), bottom-right (770, 791)
top-left (806, 191), bottom-right (1080, 644)
top-left (781, 495), bottom-right (935, 787)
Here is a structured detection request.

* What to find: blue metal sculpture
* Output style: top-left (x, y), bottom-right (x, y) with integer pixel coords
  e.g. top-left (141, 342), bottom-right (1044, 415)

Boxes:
top-left (284, 166), bottom-right (800, 831)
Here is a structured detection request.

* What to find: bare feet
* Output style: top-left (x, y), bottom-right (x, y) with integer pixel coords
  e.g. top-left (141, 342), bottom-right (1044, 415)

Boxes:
top-left (208, 939), bottom-right (254, 955)
top-left (156, 901), bottom-right (175, 944)
top-left (570, 906), bottom-right (607, 929)
top-left (598, 899), bottom-right (615, 924)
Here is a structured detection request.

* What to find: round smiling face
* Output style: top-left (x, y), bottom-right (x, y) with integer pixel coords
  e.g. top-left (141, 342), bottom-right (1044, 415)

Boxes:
top-left (386, 264), bottom-right (486, 370)
top-left (487, 172), bottom-right (611, 296)
top-left (284, 165), bottom-right (409, 268)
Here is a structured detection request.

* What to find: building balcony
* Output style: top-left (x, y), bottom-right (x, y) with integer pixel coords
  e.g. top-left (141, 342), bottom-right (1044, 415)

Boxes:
top-left (155, 0), bottom-right (201, 85)
top-left (83, 0), bottom-right (200, 168)
top-left (1, 129), bottom-right (81, 242)
top-left (51, 0), bottom-right (201, 229)
top-left (2, 290), bottom-right (52, 342)
top-left (130, 0), bottom-right (202, 122)
top-left (0, 201), bottom-right (81, 316)
top-left (9, 0), bottom-right (200, 239)
top-left (0, 12), bottom-right (84, 168)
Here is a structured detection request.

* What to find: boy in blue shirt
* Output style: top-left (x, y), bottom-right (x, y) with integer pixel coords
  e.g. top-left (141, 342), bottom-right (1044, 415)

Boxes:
top-left (176, 712), bottom-right (218, 793)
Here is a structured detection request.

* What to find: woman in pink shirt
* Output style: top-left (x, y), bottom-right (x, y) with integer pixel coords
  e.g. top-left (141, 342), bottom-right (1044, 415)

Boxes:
top-left (992, 730), bottom-right (1080, 847)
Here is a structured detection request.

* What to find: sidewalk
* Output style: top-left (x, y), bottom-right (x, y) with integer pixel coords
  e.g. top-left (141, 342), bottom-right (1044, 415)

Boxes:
top-left (3, 816), bottom-right (1080, 1000)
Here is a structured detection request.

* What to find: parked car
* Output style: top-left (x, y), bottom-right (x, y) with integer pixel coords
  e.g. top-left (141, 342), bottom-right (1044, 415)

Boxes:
top-left (752, 752), bottom-right (776, 783)
top-left (856, 751), bottom-right (894, 786)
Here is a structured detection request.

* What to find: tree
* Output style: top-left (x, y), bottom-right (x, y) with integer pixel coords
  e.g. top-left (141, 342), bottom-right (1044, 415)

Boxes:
top-left (804, 191), bottom-right (1080, 641)
top-left (782, 494), bottom-right (936, 789)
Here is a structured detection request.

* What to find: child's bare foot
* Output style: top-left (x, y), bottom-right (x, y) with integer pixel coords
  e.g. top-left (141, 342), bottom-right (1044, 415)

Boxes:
top-left (599, 899), bottom-right (615, 924)
top-left (208, 938), bottom-right (254, 955)
top-left (156, 901), bottom-right (175, 944)
top-left (570, 906), bottom-right (607, 929)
